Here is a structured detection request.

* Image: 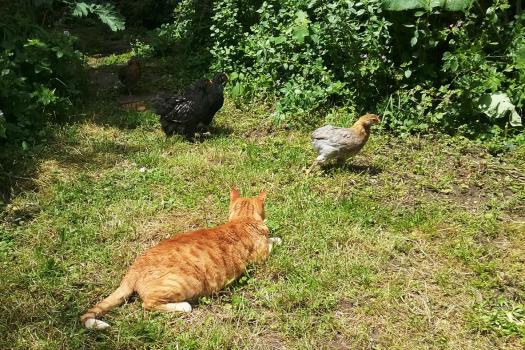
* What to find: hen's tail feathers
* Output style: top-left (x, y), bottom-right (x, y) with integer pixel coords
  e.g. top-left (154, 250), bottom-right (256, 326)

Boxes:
top-left (80, 283), bottom-right (134, 330)
top-left (151, 94), bottom-right (186, 117)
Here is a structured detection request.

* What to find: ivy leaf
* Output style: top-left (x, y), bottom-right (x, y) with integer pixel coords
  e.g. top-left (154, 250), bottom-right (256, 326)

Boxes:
top-left (230, 82), bottom-right (245, 98)
top-left (476, 93), bottom-right (522, 127)
top-left (295, 10), bottom-right (309, 25)
top-left (272, 36), bottom-right (286, 44)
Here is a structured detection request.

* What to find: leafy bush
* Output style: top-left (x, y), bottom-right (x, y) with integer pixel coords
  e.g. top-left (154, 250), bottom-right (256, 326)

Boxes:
top-left (155, 0), bottom-right (524, 143)
top-left (210, 0), bottom-right (394, 124)
top-left (0, 13), bottom-right (85, 141)
top-left (0, 1), bottom-right (125, 143)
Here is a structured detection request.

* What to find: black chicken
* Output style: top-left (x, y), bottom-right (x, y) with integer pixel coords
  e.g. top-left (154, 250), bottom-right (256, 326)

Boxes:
top-left (153, 73), bottom-right (228, 139)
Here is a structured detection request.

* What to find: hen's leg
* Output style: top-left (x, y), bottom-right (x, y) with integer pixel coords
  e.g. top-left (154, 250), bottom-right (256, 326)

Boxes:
top-left (183, 127), bottom-right (197, 142)
top-left (335, 157), bottom-right (347, 168)
top-left (306, 154), bottom-right (327, 174)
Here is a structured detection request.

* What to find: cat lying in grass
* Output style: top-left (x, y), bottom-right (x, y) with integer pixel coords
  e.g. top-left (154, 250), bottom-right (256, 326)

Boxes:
top-left (81, 187), bottom-right (282, 330)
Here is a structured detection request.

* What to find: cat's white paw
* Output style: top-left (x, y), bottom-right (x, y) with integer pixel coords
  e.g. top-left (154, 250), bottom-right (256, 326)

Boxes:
top-left (84, 318), bottom-right (110, 330)
top-left (270, 237), bottom-right (282, 245)
top-left (165, 302), bottom-right (192, 313)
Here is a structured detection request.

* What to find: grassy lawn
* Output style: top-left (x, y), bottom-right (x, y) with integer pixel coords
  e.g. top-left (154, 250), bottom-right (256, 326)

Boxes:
top-left (1, 55), bottom-right (524, 349)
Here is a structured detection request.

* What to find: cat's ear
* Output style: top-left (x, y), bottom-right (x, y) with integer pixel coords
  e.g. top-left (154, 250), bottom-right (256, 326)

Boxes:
top-left (258, 190), bottom-right (267, 202)
top-left (230, 186), bottom-right (240, 201)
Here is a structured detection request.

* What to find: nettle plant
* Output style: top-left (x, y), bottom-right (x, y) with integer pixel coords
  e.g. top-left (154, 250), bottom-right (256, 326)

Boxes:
top-left (210, 0), bottom-right (393, 125)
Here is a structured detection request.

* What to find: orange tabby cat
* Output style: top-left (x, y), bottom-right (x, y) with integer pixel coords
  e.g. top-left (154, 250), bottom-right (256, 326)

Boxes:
top-left (80, 187), bottom-right (281, 329)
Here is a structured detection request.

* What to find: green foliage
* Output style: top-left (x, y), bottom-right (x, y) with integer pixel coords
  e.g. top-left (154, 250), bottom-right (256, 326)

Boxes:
top-left (472, 298), bottom-right (525, 338)
top-left (131, 39), bottom-right (155, 59)
top-left (209, 0), bottom-right (393, 123)
top-left (382, 0), bottom-right (476, 11)
top-left (0, 0), bottom-right (129, 144)
top-left (0, 14), bottom-right (85, 142)
top-left (70, 1), bottom-right (125, 32)
top-left (154, 0), bottom-right (524, 144)
top-left (149, 0), bottom-right (214, 71)
top-left (154, 0), bottom-right (213, 52)
top-left (0, 2), bottom-right (92, 143)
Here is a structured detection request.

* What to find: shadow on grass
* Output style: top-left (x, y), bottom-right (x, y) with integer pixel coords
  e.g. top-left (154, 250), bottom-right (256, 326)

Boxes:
top-left (199, 124), bottom-right (235, 141)
top-left (0, 144), bottom-right (41, 207)
top-left (0, 128), bottom-right (146, 209)
top-left (322, 162), bottom-right (383, 176)
top-left (0, 19), bottom-right (218, 208)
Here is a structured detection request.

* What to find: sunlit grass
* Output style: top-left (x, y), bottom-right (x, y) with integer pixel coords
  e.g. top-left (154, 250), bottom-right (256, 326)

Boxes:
top-left (1, 56), bottom-right (524, 350)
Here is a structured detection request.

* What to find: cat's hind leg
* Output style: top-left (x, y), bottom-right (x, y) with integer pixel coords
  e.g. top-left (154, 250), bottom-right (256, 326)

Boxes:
top-left (155, 302), bottom-right (192, 313)
top-left (143, 300), bottom-right (192, 313)
top-left (268, 237), bottom-right (282, 253)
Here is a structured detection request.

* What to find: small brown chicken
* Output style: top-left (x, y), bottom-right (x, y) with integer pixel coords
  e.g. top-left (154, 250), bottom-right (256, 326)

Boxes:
top-left (308, 113), bottom-right (380, 172)
top-left (118, 57), bottom-right (142, 95)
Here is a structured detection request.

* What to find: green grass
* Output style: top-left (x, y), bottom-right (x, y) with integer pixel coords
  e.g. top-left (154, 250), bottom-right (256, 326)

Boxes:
top-left (1, 55), bottom-right (524, 349)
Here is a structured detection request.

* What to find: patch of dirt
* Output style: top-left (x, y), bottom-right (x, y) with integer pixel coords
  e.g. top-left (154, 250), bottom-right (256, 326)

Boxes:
top-left (134, 211), bottom-right (208, 247)
top-left (333, 299), bottom-right (383, 349)
top-left (88, 66), bottom-right (118, 92)
top-left (88, 61), bottom-right (161, 113)
top-left (326, 334), bottom-right (352, 350)
top-left (1, 202), bottom-right (40, 226)
top-left (252, 333), bottom-right (288, 350)
top-left (335, 299), bottom-right (356, 316)
top-left (246, 124), bottom-right (277, 139)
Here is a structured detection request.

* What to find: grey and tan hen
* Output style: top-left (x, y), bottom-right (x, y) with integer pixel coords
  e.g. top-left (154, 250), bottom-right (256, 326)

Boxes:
top-left (309, 113), bottom-right (380, 172)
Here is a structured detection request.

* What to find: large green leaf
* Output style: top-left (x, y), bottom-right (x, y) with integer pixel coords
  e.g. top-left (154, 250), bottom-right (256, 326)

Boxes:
top-left (291, 10), bottom-right (310, 44)
top-left (94, 4), bottom-right (125, 32)
top-left (71, 2), bottom-right (125, 31)
top-left (476, 93), bottom-right (522, 127)
top-left (382, 0), bottom-right (476, 11)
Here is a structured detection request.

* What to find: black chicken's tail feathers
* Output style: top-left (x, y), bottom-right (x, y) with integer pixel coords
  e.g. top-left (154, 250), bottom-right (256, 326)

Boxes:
top-left (151, 94), bottom-right (187, 117)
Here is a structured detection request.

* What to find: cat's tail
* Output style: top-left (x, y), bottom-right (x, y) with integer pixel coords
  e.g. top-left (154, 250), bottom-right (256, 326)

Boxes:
top-left (80, 282), bottom-right (134, 330)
